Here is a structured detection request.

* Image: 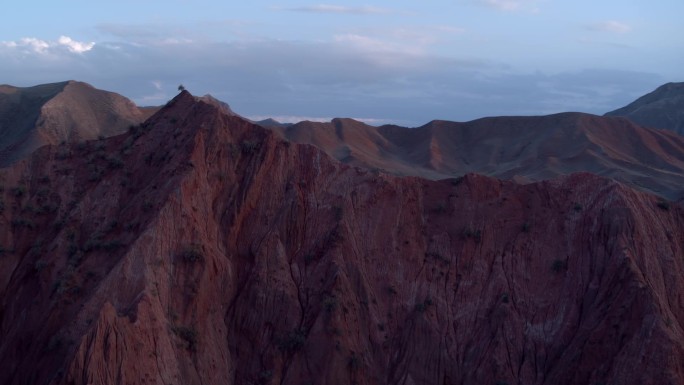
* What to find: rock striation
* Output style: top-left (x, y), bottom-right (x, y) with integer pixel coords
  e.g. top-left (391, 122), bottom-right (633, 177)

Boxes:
top-left (0, 91), bottom-right (683, 385)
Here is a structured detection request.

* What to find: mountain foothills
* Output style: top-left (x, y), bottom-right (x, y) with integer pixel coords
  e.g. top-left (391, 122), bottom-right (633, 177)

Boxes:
top-left (606, 82), bottom-right (684, 135)
top-left (0, 84), bottom-right (682, 385)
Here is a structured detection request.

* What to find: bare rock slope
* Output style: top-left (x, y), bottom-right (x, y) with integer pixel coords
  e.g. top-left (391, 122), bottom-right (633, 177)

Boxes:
top-left (275, 114), bottom-right (684, 201)
top-left (0, 81), bottom-right (153, 166)
top-left (1, 92), bottom-right (684, 385)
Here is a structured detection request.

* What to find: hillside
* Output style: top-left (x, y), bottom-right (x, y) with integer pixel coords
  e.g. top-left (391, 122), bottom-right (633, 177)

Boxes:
top-left (0, 91), bottom-right (683, 385)
top-left (275, 113), bottom-right (684, 201)
top-left (0, 81), bottom-right (154, 166)
top-left (605, 82), bottom-right (684, 134)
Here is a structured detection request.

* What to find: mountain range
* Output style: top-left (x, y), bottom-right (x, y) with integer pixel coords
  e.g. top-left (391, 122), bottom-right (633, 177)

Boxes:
top-left (0, 81), bottom-right (683, 385)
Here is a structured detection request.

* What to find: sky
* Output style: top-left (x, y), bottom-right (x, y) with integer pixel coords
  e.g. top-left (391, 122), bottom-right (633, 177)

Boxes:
top-left (1, 1), bottom-right (682, 126)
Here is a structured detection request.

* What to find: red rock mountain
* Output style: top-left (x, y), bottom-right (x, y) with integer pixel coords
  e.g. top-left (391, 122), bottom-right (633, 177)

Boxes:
top-left (1, 91), bottom-right (683, 385)
top-left (275, 114), bottom-right (684, 201)
top-left (0, 81), bottom-right (155, 167)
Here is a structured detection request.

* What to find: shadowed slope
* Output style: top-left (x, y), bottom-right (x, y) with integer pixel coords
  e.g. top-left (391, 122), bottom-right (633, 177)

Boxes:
top-left (0, 91), bottom-right (684, 384)
top-left (606, 82), bottom-right (684, 134)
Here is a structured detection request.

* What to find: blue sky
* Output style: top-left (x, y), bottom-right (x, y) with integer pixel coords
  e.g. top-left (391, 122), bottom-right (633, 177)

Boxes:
top-left (2, 0), bottom-right (682, 126)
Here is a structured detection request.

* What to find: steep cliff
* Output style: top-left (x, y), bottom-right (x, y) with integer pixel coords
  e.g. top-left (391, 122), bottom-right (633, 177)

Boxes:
top-left (0, 91), bottom-right (683, 385)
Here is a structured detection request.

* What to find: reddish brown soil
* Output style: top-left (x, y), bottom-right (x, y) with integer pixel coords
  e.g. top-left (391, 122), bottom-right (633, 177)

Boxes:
top-left (1, 92), bottom-right (683, 385)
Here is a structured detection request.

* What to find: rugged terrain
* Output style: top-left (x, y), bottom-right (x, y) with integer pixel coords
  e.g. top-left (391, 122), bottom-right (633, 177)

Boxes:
top-left (0, 81), bottom-right (155, 167)
top-left (274, 114), bottom-right (684, 201)
top-left (1, 91), bottom-right (683, 385)
top-left (606, 82), bottom-right (684, 134)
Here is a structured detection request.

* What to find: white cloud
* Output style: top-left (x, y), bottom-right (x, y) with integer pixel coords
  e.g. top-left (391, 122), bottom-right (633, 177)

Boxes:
top-left (58, 36), bottom-right (95, 53)
top-left (6, 37), bottom-right (50, 53)
top-left (279, 4), bottom-right (393, 15)
top-left (589, 21), bottom-right (632, 34)
top-left (1, 36), bottom-right (94, 55)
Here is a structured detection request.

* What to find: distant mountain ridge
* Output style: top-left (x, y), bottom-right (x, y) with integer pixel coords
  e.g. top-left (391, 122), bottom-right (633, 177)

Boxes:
top-left (605, 82), bottom-right (684, 134)
top-left (273, 113), bottom-right (684, 201)
top-left (0, 81), bottom-right (153, 166)
top-left (3, 80), bottom-right (684, 202)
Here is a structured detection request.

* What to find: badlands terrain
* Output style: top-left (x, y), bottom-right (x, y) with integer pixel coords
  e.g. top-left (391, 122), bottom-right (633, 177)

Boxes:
top-left (0, 82), bottom-right (683, 384)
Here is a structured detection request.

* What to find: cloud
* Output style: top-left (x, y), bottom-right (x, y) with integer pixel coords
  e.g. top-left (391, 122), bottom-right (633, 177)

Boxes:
top-left (476, 0), bottom-right (540, 12)
top-left (0, 34), bottom-right (665, 126)
top-left (1, 36), bottom-right (94, 55)
top-left (278, 4), bottom-right (393, 15)
top-left (58, 36), bottom-right (95, 53)
top-left (588, 21), bottom-right (632, 34)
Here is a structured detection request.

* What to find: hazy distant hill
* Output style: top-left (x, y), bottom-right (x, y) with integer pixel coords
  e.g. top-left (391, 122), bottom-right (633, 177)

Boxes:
top-left (605, 82), bottom-right (684, 134)
top-left (0, 81), bottom-right (154, 166)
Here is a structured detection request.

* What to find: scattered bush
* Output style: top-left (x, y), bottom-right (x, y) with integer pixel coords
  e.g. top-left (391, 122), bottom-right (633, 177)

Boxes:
top-left (462, 227), bottom-right (482, 243)
top-left (181, 244), bottom-right (203, 262)
top-left (657, 200), bottom-right (670, 211)
top-left (322, 295), bottom-right (338, 313)
top-left (348, 353), bottom-right (362, 371)
top-left (415, 298), bottom-right (433, 313)
top-left (551, 259), bottom-right (567, 273)
top-left (34, 259), bottom-right (48, 272)
top-left (173, 325), bottom-right (198, 351)
top-left (107, 156), bottom-right (124, 169)
top-left (11, 186), bottom-right (27, 198)
top-left (11, 217), bottom-right (35, 229)
top-left (277, 328), bottom-right (306, 352)
top-left (240, 141), bottom-right (260, 153)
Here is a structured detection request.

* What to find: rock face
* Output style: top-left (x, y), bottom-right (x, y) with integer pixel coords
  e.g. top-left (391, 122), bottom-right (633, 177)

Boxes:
top-left (0, 81), bottom-right (154, 166)
top-left (605, 82), bottom-right (684, 134)
top-left (1, 91), bottom-right (684, 385)
top-left (275, 114), bottom-right (684, 201)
